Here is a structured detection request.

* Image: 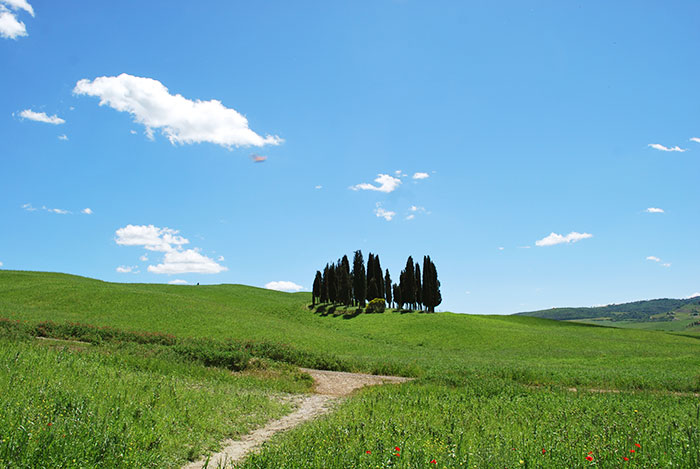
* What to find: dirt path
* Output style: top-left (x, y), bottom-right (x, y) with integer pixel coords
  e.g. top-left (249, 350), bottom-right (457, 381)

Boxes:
top-left (183, 368), bottom-right (412, 469)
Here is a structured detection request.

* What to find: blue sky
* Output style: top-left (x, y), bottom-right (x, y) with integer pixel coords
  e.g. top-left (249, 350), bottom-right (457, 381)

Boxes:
top-left (1, 1), bottom-right (699, 314)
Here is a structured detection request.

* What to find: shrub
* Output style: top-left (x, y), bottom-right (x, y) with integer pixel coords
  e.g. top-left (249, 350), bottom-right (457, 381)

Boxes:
top-left (366, 298), bottom-right (386, 314)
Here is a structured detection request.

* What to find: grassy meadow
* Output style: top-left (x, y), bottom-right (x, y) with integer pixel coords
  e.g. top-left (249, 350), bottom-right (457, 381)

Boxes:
top-left (1, 270), bottom-right (699, 468)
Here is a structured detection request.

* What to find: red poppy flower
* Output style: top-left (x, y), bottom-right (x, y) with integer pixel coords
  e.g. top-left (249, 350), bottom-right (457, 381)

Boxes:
top-left (623, 457), bottom-right (629, 461)
top-left (630, 449), bottom-right (635, 453)
top-left (588, 451), bottom-right (593, 455)
top-left (634, 443), bottom-right (641, 448)
top-left (395, 447), bottom-right (401, 452)
top-left (430, 460), bottom-right (437, 464)
top-left (542, 449), bottom-right (546, 454)
top-left (395, 453), bottom-right (400, 457)
top-left (585, 456), bottom-right (593, 461)
top-left (47, 423), bottom-right (52, 427)
top-left (365, 451), bottom-right (371, 454)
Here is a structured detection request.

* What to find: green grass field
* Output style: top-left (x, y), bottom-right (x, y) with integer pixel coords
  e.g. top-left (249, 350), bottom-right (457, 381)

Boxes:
top-left (1, 270), bottom-right (699, 468)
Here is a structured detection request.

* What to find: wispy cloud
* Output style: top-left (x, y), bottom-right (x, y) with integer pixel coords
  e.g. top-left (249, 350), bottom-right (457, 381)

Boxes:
top-left (644, 207), bottom-right (664, 213)
top-left (412, 172), bottom-right (429, 180)
top-left (58, 134), bottom-right (68, 141)
top-left (264, 281), bottom-right (303, 292)
top-left (116, 265), bottom-right (137, 274)
top-left (168, 279), bottom-right (188, 285)
top-left (74, 73), bottom-right (282, 148)
top-left (81, 208), bottom-right (93, 215)
top-left (535, 232), bottom-right (592, 247)
top-left (689, 138), bottom-right (700, 144)
top-left (351, 174), bottom-right (401, 193)
top-left (646, 256), bottom-right (661, 262)
top-left (648, 143), bottom-right (686, 152)
top-left (18, 109), bottom-right (65, 125)
top-left (374, 203), bottom-right (396, 221)
top-left (0, 0), bottom-right (34, 39)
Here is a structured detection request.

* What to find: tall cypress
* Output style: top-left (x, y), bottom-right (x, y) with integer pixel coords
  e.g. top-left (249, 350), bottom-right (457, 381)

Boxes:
top-left (374, 254), bottom-right (384, 300)
top-left (393, 283), bottom-right (402, 310)
top-left (312, 270), bottom-right (322, 306)
top-left (384, 269), bottom-right (392, 308)
top-left (328, 263), bottom-right (337, 304)
top-left (366, 253), bottom-right (376, 302)
top-left (352, 250), bottom-right (367, 307)
top-left (415, 262), bottom-right (422, 311)
top-left (422, 256), bottom-right (433, 311)
top-left (401, 256), bottom-right (416, 310)
top-left (431, 258), bottom-right (442, 312)
top-left (339, 255), bottom-right (352, 305)
top-left (321, 264), bottom-right (329, 304)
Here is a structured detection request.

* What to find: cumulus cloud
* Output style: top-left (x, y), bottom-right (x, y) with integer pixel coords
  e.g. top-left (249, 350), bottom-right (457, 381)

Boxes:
top-left (374, 203), bottom-right (396, 221)
top-left (264, 281), bottom-right (303, 292)
top-left (535, 231), bottom-right (592, 247)
top-left (351, 174), bottom-right (401, 193)
top-left (648, 143), bottom-right (686, 152)
top-left (412, 172), bottom-right (430, 180)
top-left (148, 249), bottom-right (227, 274)
top-left (73, 73), bottom-right (282, 148)
top-left (19, 109), bottom-right (65, 125)
top-left (646, 256), bottom-right (661, 262)
top-left (81, 208), bottom-right (93, 215)
top-left (115, 224), bottom-right (188, 252)
top-left (0, 0), bottom-right (33, 39)
top-left (690, 138), bottom-right (700, 144)
top-left (116, 265), bottom-right (137, 273)
top-left (139, 254), bottom-right (148, 262)
top-left (168, 279), bottom-right (188, 285)
top-left (645, 207), bottom-right (664, 213)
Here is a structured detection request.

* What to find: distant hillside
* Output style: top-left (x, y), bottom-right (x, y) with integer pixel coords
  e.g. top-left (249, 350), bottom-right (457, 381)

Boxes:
top-left (517, 297), bottom-right (700, 321)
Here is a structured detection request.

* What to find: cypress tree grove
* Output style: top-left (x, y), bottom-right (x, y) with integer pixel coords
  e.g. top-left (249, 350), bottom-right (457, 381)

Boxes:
top-left (422, 256), bottom-right (433, 311)
top-left (339, 256), bottom-right (352, 306)
top-left (312, 270), bottom-right (322, 306)
top-left (328, 263), bottom-right (337, 304)
top-left (384, 269), bottom-right (392, 308)
top-left (352, 250), bottom-right (367, 307)
top-left (321, 264), bottom-right (329, 304)
top-left (393, 283), bottom-right (402, 310)
top-left (401, 256), bottom-right (416, 310)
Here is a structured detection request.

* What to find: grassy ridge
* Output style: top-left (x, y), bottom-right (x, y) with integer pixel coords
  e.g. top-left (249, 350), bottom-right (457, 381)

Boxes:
top-left (1, 270), bottom-right (699, 391)
top-left (0, 336), bottom-right (306, 468)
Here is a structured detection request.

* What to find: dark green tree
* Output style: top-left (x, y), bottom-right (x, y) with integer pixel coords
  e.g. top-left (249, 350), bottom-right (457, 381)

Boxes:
top-left (374, 254), bottom-right (384, 300)
top-left (401, 256), bottom-right (416, 310)
top-left (339, 255), bottom-right (352, 306)
top-left (312, 270), bottom-right (322, 306)
top-left (366, 253), bottom-right (376, 302)
top-left (352, 250), bottom-right (367, 307)
top-left (321, 264), bottom-right (329, 304)
top-left (393, 283), bottom-right (402, 310)
top-left (415, 262), bottom-right (422, 311)
top-left (328, 263), bottom-right (337, 304)
top-left (422, 256), bottom-right (433, 311)
top-left (384, 269), bottom-right (392, 308)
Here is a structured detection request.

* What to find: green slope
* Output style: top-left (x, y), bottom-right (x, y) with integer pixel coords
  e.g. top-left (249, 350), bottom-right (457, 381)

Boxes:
top-left (1, 270), bottom-right (699, 391)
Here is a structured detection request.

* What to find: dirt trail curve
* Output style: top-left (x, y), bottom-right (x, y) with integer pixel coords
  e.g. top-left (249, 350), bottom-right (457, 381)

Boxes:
top-left (183, 368), bottom-right (412, 469)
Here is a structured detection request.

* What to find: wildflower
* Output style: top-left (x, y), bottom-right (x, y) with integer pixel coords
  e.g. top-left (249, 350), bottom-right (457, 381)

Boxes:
top-left (430, 460), bottom-right (437, 464)
top-left (630, 449), bottom-right (635, 453)
top-left (395, 447), bottom-right (401, 452)
top-left (585, 456), bottom-right (593, 461)
top-left (623, 457), bottom-right (629, 461)
top-left (542, 448), bottom-right (546, 454)
top-left (47, 423), bottom-right (52, 427)
top-left (634, 443), bottom-right (641, 448)
top-left (365, 450), bottom-right (371, 454)
top-left (395, 453), bottom-right (400, 457)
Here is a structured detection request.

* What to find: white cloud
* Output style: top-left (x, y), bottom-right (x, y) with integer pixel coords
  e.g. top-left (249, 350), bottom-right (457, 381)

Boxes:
top-left (646, 256), bottom-right (661, 262)
top-left (19, 109), bottom-right (65, 125)
top-left (21, 203), bottom-right (36, 211)
top-left (44, 206), bottom-right (69, 214)
top-left (81, 208), bottom-right (93, 215)
top-left (168, 279), bottom-right (188, 285)
top-left (139, 254), bottom-right (148, 262)
top-left (662, 263), bottom-right (671, 268)
top-left (217, 255), bottom-right (225, 262)
top-left (648, 143), bottom-right (686, 152)
top-left (147, 249), bottom-right (227, 274)
top-left (535, 231), bottom-right (593, 247)
top-left (130, 130), bottom-right (137, 135)
top-left (264, 281), bottom-right (303, 292)
top-left (405, 214), bottom-right (415, 220)
top-left (0, 0), bottom-right (33, 39)
top-left (687, 292), bottom-right (700, 299)
top-left (73, 73), bottom-right (282, 148)
top-left (374, 203), bottom-right (395, 221)
top-left (412, 172), bottom-right (429, 180)
top-left (689, 138), bottom-right (700, 144)
top-left (498, 247), bottom-right (505, 251)
top-left (351, 174), bottom-right (401, 193)
top-left (58, 134), bottom-right (68, 141)
top-left (116, 265), bottom-right (137, 273)
top-left (315, 185), bottom-right (322, 189)
top-left (0, 261), bottom-right (3, 267)
top-left (518, 246), bottom-right (531, 249)
top-left (115, 224), bottom-right (188, 252)
top-left (645, 207), bottom-right (664, 213)
top-left (465, 290), bottom-right (471, 295)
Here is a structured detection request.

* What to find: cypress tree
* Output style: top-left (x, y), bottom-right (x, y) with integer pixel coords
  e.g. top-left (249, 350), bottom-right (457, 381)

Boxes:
top-left (393, 283), bottom-right (402, 310)
top-left (374, 254), bottom-right (384, 300)
top-left (366, 253), bottom-right (375, 302)
top-left (415, 262), bottom-right (422, 311)
top-left (401, 256), bottom-right (416, 310)
top-left (352, 250), bottom-right (367, 307)
top-left (367, 277), bottom-right (378, 301)
top-left (321, 264), bottom-right (329, 304)
top-left (422, 256), bottom-right (433, 311)
top-left (384, 269), bottom-right (392, 308)
top-left (312, 270), bottom-right (322, 306)
top-left (328, 263), bottom-right (337, 304)
top-left (339, 255), bottom-right (352, 306)
top-left (431, 258), bottom-right (442, 312)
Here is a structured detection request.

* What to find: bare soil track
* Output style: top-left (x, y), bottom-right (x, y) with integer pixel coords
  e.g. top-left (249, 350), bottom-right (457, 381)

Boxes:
top-left (183, 368), bottom-right (412, 469)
